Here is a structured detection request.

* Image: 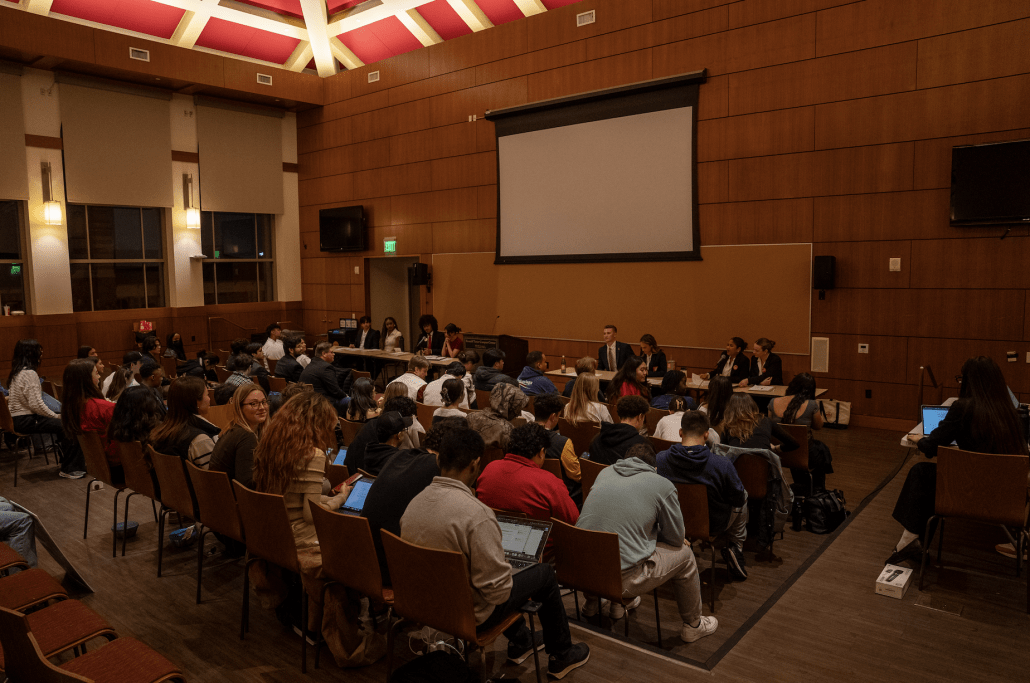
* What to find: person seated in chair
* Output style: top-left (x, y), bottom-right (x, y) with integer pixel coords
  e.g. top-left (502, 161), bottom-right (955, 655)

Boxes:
top-left (474, 348), bottom-right (518, 391)
top-left (401, 428), bottom-right (590, 679)
top-left (517, 351), bottom-right (558, 396)
top-left (656, 411), bottom-right (749, 581)
top-left (587, 395), bottom-right (650, 465)
top-left (423, 361), bottom-right (470, 408)
top-left (274, 335), bottom-right (306, 383)
top-left (298, 342), bottom-right (352, 415)
top-left (362, 412), bottom-right (414, 476)
top-left (576, 443), bottom-right (718, 643)
top-left (534, 394), bottom-right (582, 505)
top-left (386, 355), bottom-right (430, 401)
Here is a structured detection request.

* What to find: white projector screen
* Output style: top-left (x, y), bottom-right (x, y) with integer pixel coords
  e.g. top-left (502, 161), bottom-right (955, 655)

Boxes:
top-left (487, 72), bottom-right (703, 264)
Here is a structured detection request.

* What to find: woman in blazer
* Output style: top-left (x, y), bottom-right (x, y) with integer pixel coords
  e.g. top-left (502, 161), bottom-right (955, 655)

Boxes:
top-left (701, 337), bottom-right (750, 385)
top-left (639, 334), bottom-right (667, 380)
top-left (746, 337), bottom-right (782, 386)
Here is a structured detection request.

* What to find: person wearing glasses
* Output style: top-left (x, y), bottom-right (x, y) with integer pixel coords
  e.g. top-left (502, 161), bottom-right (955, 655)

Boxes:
top-left (209, 383), bottom-right (268, 490)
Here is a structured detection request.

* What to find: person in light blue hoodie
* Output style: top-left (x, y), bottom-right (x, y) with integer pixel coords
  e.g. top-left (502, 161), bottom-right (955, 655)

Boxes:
top-left (576, 444), bottom-right (718, 644)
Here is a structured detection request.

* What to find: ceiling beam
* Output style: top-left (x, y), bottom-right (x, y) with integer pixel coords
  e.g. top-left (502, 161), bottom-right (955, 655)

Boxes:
top-left (284, 41), bottom-right (314, 72)
top-left (326, 0), bottom-right (435, 36)
top-left (512, 0), bottom-right (546, 17)
top-left (22, 0), bottom-right (55, 15)
top-left (169, 0), bottom-right (218, 49)
top-left (446, 0), bottom-right (492, 32)
top-left (298, 0), bottom-right (338, 77)
top-left (397, 8), bottom-right (442, 47)
top-left (329, 37), bottom-right (364, 70)
top-left (149, 0), bottom-right (309, 40)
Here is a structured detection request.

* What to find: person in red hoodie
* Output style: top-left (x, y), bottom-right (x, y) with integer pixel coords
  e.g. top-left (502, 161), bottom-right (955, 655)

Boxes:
top-left (476, 423), bottom-right (579, 558)
top-left (60, 358), bottom-right (118, 472)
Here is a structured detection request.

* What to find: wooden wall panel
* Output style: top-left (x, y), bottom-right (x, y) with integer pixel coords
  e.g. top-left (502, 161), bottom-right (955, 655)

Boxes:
top-left (347, 48), bottom-right (430, 99)
top-left (390, 123), bottom-right (478, 166)
top-left (700, 198), bottom-right (813, 245)
top-left (653, 0), bottom-right (731, 22)
top-left (699, 74), bottom-right (728, 120)
top-left (93, 33), bottom-right (224, 88)
top-left (912, 128), bottom-right (1030, 191)
top-left (221, 59), bottom-right (322, 105)
top-left (727, 0), bottom-right (854, 29)
top-left (698, 106), bottom-right (815, 161)
top-left (391, 68), bottom-right (477, 106)
top-left (528, 49), bottom-right (651, 103)
top-left (432, 220), bottom-right (496, 254)
top-left (916, 19), bottom-right (1030, 89)
top-left (813, 190), bottom-right (952, 242)
top-left (813, 241), bottom-right (912, 289)
top-left (477, 42), bottom-right (587, 86)
top-left (910, 238), bottom-right (1030, 290)
top-left (0, 6), bottom-right (95, 63)
top-left (391, 189), bottom-right (478, 225)
top-left (428, 19), bottom-right (528, 77)
top-left (527, 0), bottom-right (653, 53)
top-left (430, 152), bottom-right (495, 191)
top-left (810, 334), bottom-right (909, 385)
top-left (817, 378), bottom-right (919, 420)
top-left (906, 337), bottom-right (1030, 390)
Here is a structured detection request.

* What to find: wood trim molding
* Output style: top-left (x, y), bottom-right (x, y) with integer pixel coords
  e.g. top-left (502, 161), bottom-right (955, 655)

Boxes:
top-left (25, 135), bottom-right (62, 149)
top-left (283, 162), bottom-right (299, 173)
top-left (172, 150), bottom-right (200, 163)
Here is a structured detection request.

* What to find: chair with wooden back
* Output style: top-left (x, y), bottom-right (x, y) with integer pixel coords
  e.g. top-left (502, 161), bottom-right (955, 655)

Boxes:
top-left (605, 403), bottom-right (621, 424)
top-left (0, 543), bottom-right (28, 577)
top-left (0, 568), bottom-right (68, 613)
top-left (649, 436), bottom-right (677, 453)
top-left (557, 417), bottom-right (599, 458)
top-left (116, 441), bottom-right (160, 554)
top-left (325, 463), bottom-right (350, 490)
top-left (352, 370), bottom-right (372, 382)
top-left (381, 530), bottom-right (542, 682)
top-left (149, 447), bottom-right (199, 578)
top-left (414, 402), bottom-right (437, 432)
top-left (0, 598), bottom-right (117, 677)
top-left (510, 417), bottom-right (528, 428)
top-left (268, 376), bottom-right (287, 393)
top-left (186, 462), bottom-right (245, 604)
top-left (645, 408), bottom-right (666, 435)
top-left (0, 393), bottom-right (41, 487)
top-left (308, 501), bottom-right (394, 669)
top-left (0, 605), bottom-right (184, 683)
top-left (79, 433), bottom-right (129, 558)
top-left (777, 423), bottom-right (811, 496)
top-left (213, 366), bottom-right (231, 383)
top-left (205, 404), bottom-right (232, 431)
top-left (338, 417), bottom-right (365, 446)
top-left (733, 452), bottom-right (774, 551)
top-left (920, 447), bottom-right (1030, 612)
top-left (675, 482), bottom-right (722, 613)
top-left (541, 458), bottom-right (563, 480)
top-left (266, 357), bottom-right (278, 376)
top-left (160, 356), bottom-right (178, 380)
top-left (232, 481), bottom-right (310, 673)
top-left (549, 519), bottom-right (662, 645)
top-left (475, 389), bottom-right (492, 411)
top-left (41, 380), bottom-right (60, 402)
top-left (579, 459), bottom-right (608, 502)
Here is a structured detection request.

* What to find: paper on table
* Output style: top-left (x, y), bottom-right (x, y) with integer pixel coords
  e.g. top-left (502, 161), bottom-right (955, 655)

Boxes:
top-left (749, 385), bottom-right (774, 392)
top-left (691, 373), bottom-right (703, 384)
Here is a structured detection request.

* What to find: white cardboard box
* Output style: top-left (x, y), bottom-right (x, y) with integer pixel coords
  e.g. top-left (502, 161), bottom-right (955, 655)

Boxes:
top-left (876, 564), bottom-right (913, 599)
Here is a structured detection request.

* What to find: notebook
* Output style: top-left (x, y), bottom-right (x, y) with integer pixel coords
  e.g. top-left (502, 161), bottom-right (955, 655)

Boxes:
top-left (338, 477), bottom-right (373, 516)
top-left (496, 515), bottom-right (552, 574)
top-left (920, 405), bottom-right (949, 436)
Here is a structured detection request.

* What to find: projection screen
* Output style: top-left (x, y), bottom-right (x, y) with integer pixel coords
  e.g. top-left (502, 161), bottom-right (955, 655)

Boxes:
top-left (486, 71), bottom-right (705, 265)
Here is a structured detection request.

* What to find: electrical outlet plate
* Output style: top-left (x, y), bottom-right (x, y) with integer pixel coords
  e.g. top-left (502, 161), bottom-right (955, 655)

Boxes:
top-left (858, 343), bottom-right (869, 354)
top-left (889, 258), bottom-right (901, 271)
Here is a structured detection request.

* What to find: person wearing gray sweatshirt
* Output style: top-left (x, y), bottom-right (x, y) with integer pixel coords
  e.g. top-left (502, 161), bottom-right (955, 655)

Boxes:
top-left (576, 445), bottom-right (718, 643)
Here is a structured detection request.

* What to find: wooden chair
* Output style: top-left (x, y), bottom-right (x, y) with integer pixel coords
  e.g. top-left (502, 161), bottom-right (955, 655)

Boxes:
top-left (352, 370), bottom-right (372, 382)
top-left (733, 452), bottom-right (774, 553)
top-left (160, 356), bottom-right (178, 380)
top-left (117, 441), bottom-right (160, 530)
top-left (233, 482), bottom-right (311, 673)
top-left (605, 403), bottom-right (621, 424)
top-left (266, 357), bottom-right (278, 376)
top-left (541, 458), bottom-right (563, 480)
top-left (79, 433), bottom-right (128, 558)
top-left (0, 605), bottom-right (185, 683)
top-left (475, 389), bottom-right (492, 411)
top-left (510, 417), bottom-right (528, 428)
top-left (579, 459), bottom-right (608, 502)
top-left (213, 366), bottom-right (231, 383)
top-left (0, 599), bottom-right (116, 676)
top-left (308, 501), bottom-right (394, 668)
top-left (381, 530), bottom-right (543, 683)
top-left (339, 418), bottom-right (364, 446)
top-left (644, 408), bottom-right (666, 435)
top-left (550, 519), bottom-right (662, 646)
top-left (919, 447), bottom-right (1030, 612)
top-left (777, 423), bottom-right (811, 496)
top-left (205, 404), bottom-right (232, 431)
top-left (649, 436), bottom-right (677, 453)
top-left (0, 568), bottom-right (67, 612)
top-left (0, 543), bottom-right (27, 577)
top-left (268, 376), bottom-right (287, 393)
top-left (414, 402), bottom-right (437, 432)
top-left (325, 463), bottom-right (350, 490)
top-left (186, 462), bottom-right (245, 605)
top-left (0, 393), bottom-right (47, 487)
top-left (41, 380), bottom-right (60, 402)
top-left (481, 446), bottom-right (506, 469)
top-left (676, 482), bottom-right (723, 613)
top-left (557, 417), bottom-right (600, 458)
top-left (149, 447), bottom-right (199, 578)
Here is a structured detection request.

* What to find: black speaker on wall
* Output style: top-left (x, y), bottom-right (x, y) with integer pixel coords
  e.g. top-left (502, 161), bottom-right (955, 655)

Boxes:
top-left (813, 255), bottom-right (836, 290)
top-left (409, 262), bottom-right (430, 286)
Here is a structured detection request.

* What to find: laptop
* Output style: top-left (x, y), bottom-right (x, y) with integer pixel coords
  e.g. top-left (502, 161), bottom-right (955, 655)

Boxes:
top-left (496, 515), bottom-right (552, 574)
top-left (338, 476), bottom-right (374, 516)
top-left (920, 405), bottom-right (949, 436)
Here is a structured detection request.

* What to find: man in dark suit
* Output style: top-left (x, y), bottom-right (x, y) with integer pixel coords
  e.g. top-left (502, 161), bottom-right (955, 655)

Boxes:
top-left (274, 335), bottom-right (305, 383)
top-left (597, 324), bottom-right (634, 372)
top-left (347, 315), bottom-right (380, 372)
top-left (299, 342), bottom-right (353, 414)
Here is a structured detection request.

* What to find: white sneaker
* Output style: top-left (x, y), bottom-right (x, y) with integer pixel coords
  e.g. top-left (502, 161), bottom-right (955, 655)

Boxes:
top-left (580, 597), bottom-right (609, 618)
top-left (608, 596), bottom-right (641, 620)
top-left (681, 616), bottom-right (718, 643)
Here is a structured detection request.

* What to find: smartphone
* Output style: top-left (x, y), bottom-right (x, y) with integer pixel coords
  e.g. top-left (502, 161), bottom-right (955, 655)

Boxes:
top-left (333, 473), bottom-right (362, 493)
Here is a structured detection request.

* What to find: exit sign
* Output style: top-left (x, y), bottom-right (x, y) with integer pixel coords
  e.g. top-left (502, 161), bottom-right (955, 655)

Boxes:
top-left (383, 237), bottom-right (397, 254)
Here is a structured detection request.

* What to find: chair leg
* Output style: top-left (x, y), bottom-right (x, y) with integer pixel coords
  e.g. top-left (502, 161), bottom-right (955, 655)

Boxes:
top-left (709, 546), bottom-right (716, 614)
top-left (301, 587), bottom-right (308, 674)
top-left (151, 499), bottom-right (158, 523)
top-left (623, 604), bottom-right (629, 637)
top-left (314, 581), bottom-right (335, 669)
top-left (111, 489), bottom-right (123, 558)
top-left (525, 610), bottom-right (543, 683)
top-left (196, 527), bottom-right (211, 604)
top-left (919, 516), bottom-right (938, 590)
top-left (936, 518), bottom-right (945, 567)
top-left (653, 589), bottom-right (662, 648)
top-left (242, 556), bottom-right (255, 640)
top-left (385, 615), bottom-right (399, 682)
top-left (572, 589), bottom-right (580, 621)
top-left (84, 478), bottom-right (96, 539)
top-left (122, 492), bottom-right (138, 557)
top-left (157, 507), bottom-right (168, 577)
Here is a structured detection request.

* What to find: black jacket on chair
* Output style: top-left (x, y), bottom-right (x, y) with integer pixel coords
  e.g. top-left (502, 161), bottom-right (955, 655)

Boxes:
top-left (299, 358), bottom-right (352, 401)
top-left (597, 341), bottom-right (634, 372)
top-left (711, 354), bottom-right (750, 384)
top-left (747, 353), bottom-right (783, 386)
top-left (274, 354), bottom-right (304, 383)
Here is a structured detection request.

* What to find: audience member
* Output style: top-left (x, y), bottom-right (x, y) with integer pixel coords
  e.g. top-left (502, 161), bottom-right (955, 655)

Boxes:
top-left (102, 351), bottom-right (143, 399)
top-left (699, 376), bottom-right (733, 433)
top-left (413, 314), bottom-right (444, 355)
top-left (165, 332), bottom-right (187, 361)
top-left (139, 335), bottom-right (163, 374)
top-left (0, 496), bottom-right (36, 570)
top-left (577, 443), bottom-right (718, 642)
top-left (534, 394), bottom-right (581, 504)
top-left (61, 358), bottom-right (118, 469)
top-left (769, 373), bottom-right (832, 490)
top-left (588, 395), bottom-right (650, 465)
top-left (261, 323), bottom-right (285, 365)
top-left (700, 337), bottom-right (750, 384)
top-left (432, 378), bottom-right (468, 423)
top-left (474, 349), bottom-right (518, 391)
top-left (107, 386), bottom-right (164, 455)
top-left (721, 394), bottom-right (798, 456)
top-left (563, 374), bottom-right (612, 426)
top-left (363, 411), bottom-right (413, 475)
top-left (605, 356), bottom-right (651, 402)
top-left (561, 356), bottom-right (604, 400)
top-left (656, 411), bottom-right (749, 581)
top-left (457, 349), bottom-right (480, 406)
top-left (386, 356), bottom-right (429, 400)
top-left (466, 382), bottom-right (529, 451)
top-left (598, 324), bottom-right (632, 372)
top-left (423, 361), bottom-right (469, 408)
top-left (149, 376), bottom-right (219, 469)
top-left (343, 396), bottom-right (420, 473)
top-left (299, 342), bottom-right (352, 414)
top-left (209, 383), bottom-right (267, 489)
top-left (213, 382), bottom-right (237, 406)
top-left (518, 351), bottom-right (558, 396)
top-left (344, 377), bottom-right (380, 423)
top-left (224, 353), bottom-right (256, 390)
top-left (746, 338), bottom-right (782, 387)
top-left (654, 396), bottom-right (694, 443)
top-left (7, 339), bottom-right (77, 477)
top-left (441, 323), bottom-right (463, 358)
top-left (350, 315), bottom-right (380, 350)
top-left (274, 336), bottom-right (306, 383)
top-left (244, 343), bottom-right (271, 392)
top-left (651, 370), bottom-right (695, 411)
top-left (401, 428), bottom-right (590, 678)
top-left (639, 334), bottom-right (667, 379)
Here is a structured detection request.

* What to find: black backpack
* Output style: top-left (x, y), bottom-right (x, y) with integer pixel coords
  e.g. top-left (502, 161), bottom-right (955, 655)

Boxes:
top-left (802, 489), bottom-right (849, 534)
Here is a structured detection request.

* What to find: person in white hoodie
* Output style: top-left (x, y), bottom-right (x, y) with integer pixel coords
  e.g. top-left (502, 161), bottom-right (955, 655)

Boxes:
top-left (576, 443), bottom-right (718, 643)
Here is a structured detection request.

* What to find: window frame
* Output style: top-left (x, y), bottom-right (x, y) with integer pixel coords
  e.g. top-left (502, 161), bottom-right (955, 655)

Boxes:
top-left (200, 211), bottom-right (276, 305)
top-left (0, 200), bottom-right (31, 315)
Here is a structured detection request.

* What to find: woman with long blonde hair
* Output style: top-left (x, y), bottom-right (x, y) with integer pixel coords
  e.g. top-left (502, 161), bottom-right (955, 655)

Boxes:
top-left (208, 383), bottom-right (268, 489)
top-left (563, 374), bottom-right (612, 426)
top-left (251, 392), bottom-right (385, 668)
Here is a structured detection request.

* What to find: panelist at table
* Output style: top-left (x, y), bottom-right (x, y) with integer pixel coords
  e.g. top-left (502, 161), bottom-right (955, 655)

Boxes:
top-left (700, 337), bottom-right (750, 385)
top-left (598, 324), bottom-right (633, 372)
top-left (639, 334), bottom-right (667, 380)
top-left (745, 337), bottom-right (782, 387)
top-left (413, 314), bottom-right (445, 355)
top-left (349, 315), bottom-right (381, 350)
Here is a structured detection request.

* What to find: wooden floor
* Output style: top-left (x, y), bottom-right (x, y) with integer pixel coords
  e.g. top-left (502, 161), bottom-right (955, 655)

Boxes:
top-left (3, 426), bottom-right (1028, 682)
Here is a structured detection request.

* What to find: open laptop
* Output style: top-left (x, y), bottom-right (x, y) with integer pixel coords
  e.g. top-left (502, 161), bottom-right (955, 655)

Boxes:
top-left (337, 475), bottom-right (374, 516)
top-left (496, 515), bottom-right (552, 574)
top-left (920, 405), bottom-right (949, 436)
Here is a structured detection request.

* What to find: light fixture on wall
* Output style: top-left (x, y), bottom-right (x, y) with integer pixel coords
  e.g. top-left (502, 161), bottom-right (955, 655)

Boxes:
top-left (182, 173), bottom-right (200, 229)
top-left (40, 161), bottom-right (62, 226)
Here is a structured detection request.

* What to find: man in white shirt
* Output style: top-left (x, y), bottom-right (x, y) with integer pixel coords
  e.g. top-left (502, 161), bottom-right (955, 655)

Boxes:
top-left (387, 356), bottom-right (430, 400)
top-left (260, 323), bottom-right (284, 370)
top-left (422, 361), bottom-right (470, 408)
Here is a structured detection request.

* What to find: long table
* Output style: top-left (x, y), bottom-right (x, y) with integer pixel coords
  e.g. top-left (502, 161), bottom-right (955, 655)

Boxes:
top-left (544, 368), bottom-right (828, 398)
top-left (330, 346), bottom-right (456, 368)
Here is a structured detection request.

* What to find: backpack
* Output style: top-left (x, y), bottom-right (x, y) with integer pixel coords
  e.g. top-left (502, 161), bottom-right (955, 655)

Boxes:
top-left (802, 489), bottom-right (849, 534)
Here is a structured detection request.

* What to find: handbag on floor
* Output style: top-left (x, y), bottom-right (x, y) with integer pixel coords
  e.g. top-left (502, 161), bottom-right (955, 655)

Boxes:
top-left (802, 489), bottom-right (849, 534)
top-left (819, 400), bottom-right (851, 429)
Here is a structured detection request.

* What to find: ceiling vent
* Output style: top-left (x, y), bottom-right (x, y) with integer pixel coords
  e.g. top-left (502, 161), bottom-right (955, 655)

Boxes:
top-left (368, 70), bottom-right (380, 83)
top-left (256, 73), bottom-right (273, 86)
top-left (811, 337), bottom-right (830, 373)
top-left (129, 47), bottom-right (150, 62)
top-left (577, 10), bottom-right (595, 27)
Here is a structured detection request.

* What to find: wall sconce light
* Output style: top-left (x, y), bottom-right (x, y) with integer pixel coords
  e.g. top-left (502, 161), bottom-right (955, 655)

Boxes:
top-left (41, 161), bottom-right (62, 225)
top-left (182, 173), bottom-right (200, 229)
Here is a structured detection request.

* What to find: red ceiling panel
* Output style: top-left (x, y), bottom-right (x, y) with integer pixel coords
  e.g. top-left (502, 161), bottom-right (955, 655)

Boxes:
top-left (327, 0), bottom-right (366, 12)
top-left (50, 0), bottom-right (186, 39)
top-left (232, 0), bottom-right (304, 20)
top-left (418, 0), bottom-right (472, 41)
top-left (196, 17), bottom-right (302, 64)
top-left (338, 15), bottom-right (423, 66)
top-left (476, 0), bottom-right (524, 26)
top-left (541, 0), bottom-right (583, 8)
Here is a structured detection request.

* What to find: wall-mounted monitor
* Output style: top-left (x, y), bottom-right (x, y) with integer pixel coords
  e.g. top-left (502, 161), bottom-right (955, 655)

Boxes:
top-left (950, 139), bottom-right (1030, 226)
top-left (319, 205), bottom-right (366, 252)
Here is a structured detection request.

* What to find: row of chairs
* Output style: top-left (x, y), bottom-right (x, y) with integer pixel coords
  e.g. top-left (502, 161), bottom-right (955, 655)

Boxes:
top-left (0, 543), bottom-right (184, 682)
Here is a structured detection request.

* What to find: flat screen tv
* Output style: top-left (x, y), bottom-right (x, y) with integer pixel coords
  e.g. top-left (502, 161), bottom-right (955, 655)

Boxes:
top-left (950, 139), bottom-right (1030, 226)
top-left (319, 206), bottom-right (366, 252)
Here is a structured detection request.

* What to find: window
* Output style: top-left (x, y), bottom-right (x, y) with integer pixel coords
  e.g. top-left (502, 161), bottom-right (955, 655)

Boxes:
top-left (200, 212), bottom-right (275, 305)
top-left (67, 204), bottom-right (166, 312)
top-left (0, 201), bottom-right (28, 314)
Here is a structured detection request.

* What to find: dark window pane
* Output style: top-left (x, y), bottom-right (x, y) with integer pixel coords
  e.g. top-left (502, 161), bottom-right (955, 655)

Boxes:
top-left (258, 262), bottom-right (274, 302)
top-left (203, 262), bottom-right (216, 305)
top-left (213, 213), bottom-right (256, 259)
top-left (201, 212), bottom-right (213, 259)
top-left (145, 264), bottom-right (164, 307)
top-left (67, 204), bottom-right (88, 259)
top-left (87, 207), bottom-right (143, 260)
top-left (0, 202), bottom-right (21, 260)
top-left (215, 262), bottom-right (257, 304)
top-left (92, 264), bottom-right (146, 310)
top-left (0, 262), bottom-right (26, 314)
top-left (256, 214), bottom-right (273, 258)
top-left (142, 208), bottom-right (162, 259)
top-left (70, 263), bottom-right (92, 312)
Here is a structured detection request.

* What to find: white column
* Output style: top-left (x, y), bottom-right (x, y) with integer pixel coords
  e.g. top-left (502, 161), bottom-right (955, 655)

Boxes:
top-left (169, 94), bottom-right (204, 307)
